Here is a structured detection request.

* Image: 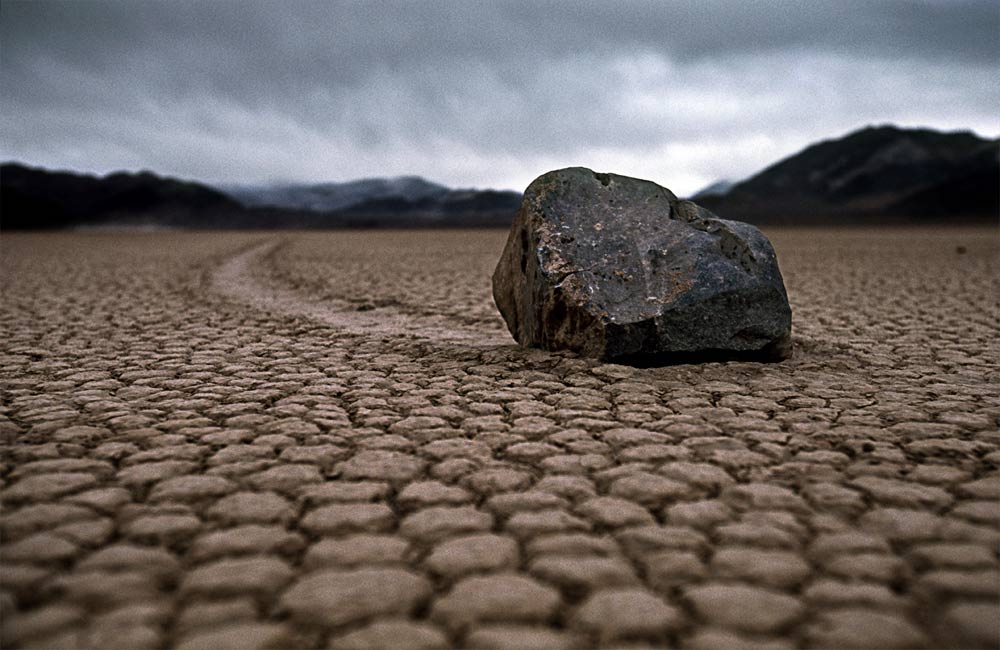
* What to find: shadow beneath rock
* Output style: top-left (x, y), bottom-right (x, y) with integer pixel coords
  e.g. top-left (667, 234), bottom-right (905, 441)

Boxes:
top-left (612, 346), bottom-right (791, 368)
top-left (610, 333), bottom-right (793, 368)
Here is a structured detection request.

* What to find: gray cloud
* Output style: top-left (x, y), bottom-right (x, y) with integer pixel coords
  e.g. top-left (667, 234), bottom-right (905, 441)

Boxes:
top-left (2, 0), bottom-right (997, 195)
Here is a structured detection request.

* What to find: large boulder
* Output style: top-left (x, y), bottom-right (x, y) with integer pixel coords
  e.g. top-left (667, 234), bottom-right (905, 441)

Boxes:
top-left (492, 168), bottom-right (792, 362)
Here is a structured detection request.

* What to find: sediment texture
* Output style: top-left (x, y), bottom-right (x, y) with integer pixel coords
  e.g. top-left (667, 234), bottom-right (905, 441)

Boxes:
top-left (1, 228), bottom-right (997, 649)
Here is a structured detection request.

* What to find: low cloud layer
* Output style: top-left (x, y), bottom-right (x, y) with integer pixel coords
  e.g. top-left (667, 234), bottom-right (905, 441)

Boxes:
top-left (3, 1), bottom-right (997, 195)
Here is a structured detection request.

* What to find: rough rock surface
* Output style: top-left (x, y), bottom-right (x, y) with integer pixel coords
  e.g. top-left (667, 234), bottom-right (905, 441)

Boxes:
top-left (493, 167), bottom-right (792, 362)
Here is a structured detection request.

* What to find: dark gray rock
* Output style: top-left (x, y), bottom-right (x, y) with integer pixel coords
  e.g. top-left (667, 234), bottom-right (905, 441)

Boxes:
top-left (492, 167), bottom-right (792, 363)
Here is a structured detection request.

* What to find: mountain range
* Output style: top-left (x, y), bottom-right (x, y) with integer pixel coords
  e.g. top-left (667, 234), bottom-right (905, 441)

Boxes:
top-left (0, 165), bottom-right (522, 230)
top-left (2, 124), bottom-right (996, 229)
top-left (222, 176), bottom-right (451, 213)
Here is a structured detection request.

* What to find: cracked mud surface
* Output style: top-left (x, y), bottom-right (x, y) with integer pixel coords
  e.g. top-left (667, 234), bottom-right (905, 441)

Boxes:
top-left (1, 227), bottom-right (997, 649)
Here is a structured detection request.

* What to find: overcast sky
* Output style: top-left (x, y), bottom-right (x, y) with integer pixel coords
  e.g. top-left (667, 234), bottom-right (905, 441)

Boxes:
top-left (2, 1), bottom-right (997, 195)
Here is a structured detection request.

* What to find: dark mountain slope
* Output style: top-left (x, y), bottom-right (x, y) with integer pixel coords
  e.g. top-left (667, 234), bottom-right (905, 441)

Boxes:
top-left (700, 125), bottom-right (998, 224)
top-left (884, 143), bottom-right (999, 219)
top-left (1, 163), bottom-right (246, 229)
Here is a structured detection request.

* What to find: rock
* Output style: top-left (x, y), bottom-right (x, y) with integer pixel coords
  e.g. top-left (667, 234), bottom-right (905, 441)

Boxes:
top-left (492, 167), bottom-right (791, 362)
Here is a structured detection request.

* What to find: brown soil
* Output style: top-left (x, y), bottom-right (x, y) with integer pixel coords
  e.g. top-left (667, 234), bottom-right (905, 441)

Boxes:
top-left (1, 227), bottom-right (997, 649)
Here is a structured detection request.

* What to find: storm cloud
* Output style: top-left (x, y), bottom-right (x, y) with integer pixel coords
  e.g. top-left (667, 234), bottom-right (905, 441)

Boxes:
top-left (2, 0), bottom-right (997, 194)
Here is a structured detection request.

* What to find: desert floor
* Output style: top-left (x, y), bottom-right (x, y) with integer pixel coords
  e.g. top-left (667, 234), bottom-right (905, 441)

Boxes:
top-left (1, 227), bottom-right (997, 650)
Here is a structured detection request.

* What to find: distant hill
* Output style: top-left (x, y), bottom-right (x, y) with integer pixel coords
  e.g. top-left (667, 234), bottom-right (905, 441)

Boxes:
top-left (699, 125), bottom-right (998, 224)
top-left (0, 163), bottom-right (521, 230)
top-left (330, 189), bottom-right (522, 227)
top-left (221, 176), bottom-right (450, 212)
top-left (1, 163), bottom-right (247, 230)
top-left (219, 177), bottom-right (521, 227)
top-left (691, 179), bottom-right (735, 199)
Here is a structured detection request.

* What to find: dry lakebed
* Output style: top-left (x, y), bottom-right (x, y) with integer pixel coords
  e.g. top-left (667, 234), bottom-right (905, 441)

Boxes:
top-left (1, 227), bottom-right (997, 649)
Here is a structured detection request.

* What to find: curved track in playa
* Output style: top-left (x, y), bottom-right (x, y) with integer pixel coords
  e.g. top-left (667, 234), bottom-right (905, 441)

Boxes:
top-left (1, 228), bottom-right (998, 650)
top-left (210, 239), bottom-right (510, 346)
